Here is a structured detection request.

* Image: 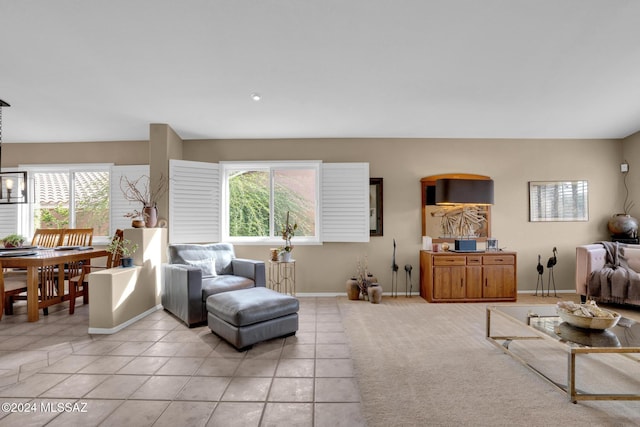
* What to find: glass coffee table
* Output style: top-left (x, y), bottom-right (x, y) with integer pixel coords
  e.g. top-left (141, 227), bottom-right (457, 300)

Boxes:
top-left (486, 305), bottom-right (640, 403)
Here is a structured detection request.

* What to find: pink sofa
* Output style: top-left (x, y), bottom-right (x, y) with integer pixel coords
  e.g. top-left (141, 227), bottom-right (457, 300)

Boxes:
top-left (576, 243), bottom-right (640, 306)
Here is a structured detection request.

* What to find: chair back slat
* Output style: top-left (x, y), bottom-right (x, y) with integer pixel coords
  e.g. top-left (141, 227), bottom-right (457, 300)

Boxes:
top-left (31, 228), bottom-right (64, 248)
top-left (106, 229), bottom-right (124, 268)
top-left (61, 228), bottom-right (93, 246)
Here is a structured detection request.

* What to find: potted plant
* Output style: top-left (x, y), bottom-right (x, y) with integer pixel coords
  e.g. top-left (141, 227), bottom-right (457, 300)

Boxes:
top-left (106, 236), bottom-right (139, 267)
top-left (120, 174), bottom-right (169, 228)
top-left (2, 233), bottom-right (26, 248)
top-left (279, 211), bottom-right (297, 262)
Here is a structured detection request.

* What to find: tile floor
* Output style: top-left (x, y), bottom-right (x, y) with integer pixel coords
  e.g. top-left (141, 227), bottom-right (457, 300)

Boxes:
top-left (0, 297), bottom-right (366, 426)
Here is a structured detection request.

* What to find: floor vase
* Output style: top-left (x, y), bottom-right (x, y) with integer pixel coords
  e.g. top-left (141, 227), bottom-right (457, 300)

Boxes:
top-left (368, 283), bottom-right (382, 304)
top-left (347, 279), bottom-right (360, 300)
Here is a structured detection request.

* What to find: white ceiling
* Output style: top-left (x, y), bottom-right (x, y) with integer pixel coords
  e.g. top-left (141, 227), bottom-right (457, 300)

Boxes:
top-left (2, 0), bottom-right (640, 143)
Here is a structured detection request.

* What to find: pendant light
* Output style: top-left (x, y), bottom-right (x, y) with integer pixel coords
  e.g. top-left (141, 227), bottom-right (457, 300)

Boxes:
top-left (0, 99), bottom-right (28, 204)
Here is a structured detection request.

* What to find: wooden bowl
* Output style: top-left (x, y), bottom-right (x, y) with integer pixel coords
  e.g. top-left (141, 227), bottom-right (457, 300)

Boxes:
top-left (557, 307), bottom-right (621, 330)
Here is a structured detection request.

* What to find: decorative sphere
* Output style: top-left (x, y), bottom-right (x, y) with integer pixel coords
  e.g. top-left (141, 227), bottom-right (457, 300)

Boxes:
top-left (607, 214), bottom-right (639, 238)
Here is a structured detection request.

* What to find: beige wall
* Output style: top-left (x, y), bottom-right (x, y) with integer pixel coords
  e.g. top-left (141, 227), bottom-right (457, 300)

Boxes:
top-left (3, 141), bottom-right (149, 167)
top-left (184, 138), bottom-right (623, 294)
top-left (4, 136), bottom-right (625, 295)
top-left (149, 124), bottom-right (183, 222)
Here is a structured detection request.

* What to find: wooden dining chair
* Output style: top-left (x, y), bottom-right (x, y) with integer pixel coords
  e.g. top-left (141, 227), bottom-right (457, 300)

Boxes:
top-left (4, 228), bottom-right (65, 315)
top-left (2, 270), bottom-right (30, 315)
top-left (6, 228), bottom-right (94, 316)
top-left (60, 228), bottom-right (94, 313)
top-left (68, 229), bottom-right (123, 315)
top-left (31, 228), bottom-right (65, 248)
top-left (61, 228), bottom-right (94, 247)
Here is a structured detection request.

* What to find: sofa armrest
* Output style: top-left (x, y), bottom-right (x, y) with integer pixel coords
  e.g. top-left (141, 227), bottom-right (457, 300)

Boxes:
top-left (232, 258), bottom-right (266, 287)
top-left (161, 263), bottom-right (204, 327)
top-left (575, 244), bottom-right (607, 296)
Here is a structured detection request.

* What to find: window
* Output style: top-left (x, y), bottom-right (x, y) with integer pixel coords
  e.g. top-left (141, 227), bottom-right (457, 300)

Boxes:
top-left (26, 165), bottom-right (112, 239)
top-left (0, 164), bottom-right (149, 244)
top-left (33, 170), bottom-right (109, 233)
top-left (223, 161), bottom-right (320, 244)
top-left (168, 159), bottom-right (369, 244)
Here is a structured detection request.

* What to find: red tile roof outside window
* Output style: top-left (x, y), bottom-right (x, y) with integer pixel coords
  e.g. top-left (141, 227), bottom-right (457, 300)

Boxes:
top-left (32, 171), bottom-right (110, 235)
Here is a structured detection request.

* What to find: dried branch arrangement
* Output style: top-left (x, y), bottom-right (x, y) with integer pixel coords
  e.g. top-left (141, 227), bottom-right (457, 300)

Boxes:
top-left (355, 255), bottom-right (373, 298)
top-left (120, 174), bottom-right (169, 209)
top-left (431, 206), bottom-right (486, 238)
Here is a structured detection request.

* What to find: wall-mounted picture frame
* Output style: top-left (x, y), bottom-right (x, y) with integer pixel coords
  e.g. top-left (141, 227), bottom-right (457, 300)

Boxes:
top-left (370, 178), bottom-right (383, 236)
top-left (529, 180), bottom-right (588, 222)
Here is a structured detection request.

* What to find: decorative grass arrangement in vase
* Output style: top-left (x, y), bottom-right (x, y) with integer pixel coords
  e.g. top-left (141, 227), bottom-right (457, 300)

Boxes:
top-left (279, 211), bottom-right (297, 262)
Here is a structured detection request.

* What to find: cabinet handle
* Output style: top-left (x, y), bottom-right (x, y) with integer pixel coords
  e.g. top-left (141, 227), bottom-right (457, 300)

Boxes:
top-left (460, 278), bottom-right (464, 288)
top-left (485, 278), bottom-right (487, 287)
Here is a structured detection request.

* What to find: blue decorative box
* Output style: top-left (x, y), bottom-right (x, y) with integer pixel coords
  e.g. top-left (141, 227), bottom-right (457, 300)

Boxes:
top-left (454, 239), bottom-right (477, 251)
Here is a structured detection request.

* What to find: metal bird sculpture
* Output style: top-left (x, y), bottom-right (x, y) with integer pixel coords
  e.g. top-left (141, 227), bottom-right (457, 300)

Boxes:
top-left (404, 264), bottom-right (413, 297)
top-left (535, 254), bottom-right (544, 296)
top-left (391, 239), bottom-right (399, 297)
top-left (546, 247), bottom-right (558, 297)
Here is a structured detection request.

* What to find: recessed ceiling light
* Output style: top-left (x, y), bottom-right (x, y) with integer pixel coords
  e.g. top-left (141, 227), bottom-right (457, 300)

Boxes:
top-left (251, 93), bottom-right (261, 101)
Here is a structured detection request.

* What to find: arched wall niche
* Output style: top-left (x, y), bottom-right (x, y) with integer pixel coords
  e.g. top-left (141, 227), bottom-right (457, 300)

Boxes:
top-left (420, 173), bottom-right (492, 243)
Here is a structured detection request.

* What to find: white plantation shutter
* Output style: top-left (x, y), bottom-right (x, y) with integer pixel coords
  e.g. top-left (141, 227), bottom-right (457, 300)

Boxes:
top-left (0, 204), bottom-right (19, 238)
top-left (110, 165), bottom-right (149, 234)
top-left (169, 159), bottom-right (219, 243)
top-left (321, 163), bottom-right (370, 242)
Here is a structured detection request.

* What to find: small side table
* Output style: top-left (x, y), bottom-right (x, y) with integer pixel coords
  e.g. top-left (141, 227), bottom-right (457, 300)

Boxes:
top-left (268, 260), bottom-right (296, 295)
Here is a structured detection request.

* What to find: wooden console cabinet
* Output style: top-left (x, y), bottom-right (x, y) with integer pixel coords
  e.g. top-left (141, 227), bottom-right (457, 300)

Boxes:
top-left (420, 251), bottom-right (517, 302)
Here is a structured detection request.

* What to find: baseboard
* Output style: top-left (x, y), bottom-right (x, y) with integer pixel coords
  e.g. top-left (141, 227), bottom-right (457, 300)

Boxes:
top-left (295, 292), bottom-right (421, 297)
top-left (296, 290), bottom-right (576, 298)
top-left (88, 304), bottom-right (163, 334)
top-left (517, 289), bottom-right (575, 294)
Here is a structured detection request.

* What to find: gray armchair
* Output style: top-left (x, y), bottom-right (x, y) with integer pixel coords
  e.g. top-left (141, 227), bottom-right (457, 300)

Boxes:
top-left (161, 243), bottom-right (266, 327)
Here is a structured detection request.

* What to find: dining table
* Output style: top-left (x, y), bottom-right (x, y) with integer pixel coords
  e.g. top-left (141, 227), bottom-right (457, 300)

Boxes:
top-left (0, 246), bottom-right (108, 322)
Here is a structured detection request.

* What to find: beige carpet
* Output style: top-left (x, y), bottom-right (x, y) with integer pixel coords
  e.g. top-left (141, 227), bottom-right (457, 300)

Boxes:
top-left (338, 295), bottom-right (640, 427)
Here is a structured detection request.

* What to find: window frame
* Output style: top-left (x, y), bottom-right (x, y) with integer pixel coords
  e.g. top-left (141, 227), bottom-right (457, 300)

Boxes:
top-left (221, 160), bottom-right (321, 246)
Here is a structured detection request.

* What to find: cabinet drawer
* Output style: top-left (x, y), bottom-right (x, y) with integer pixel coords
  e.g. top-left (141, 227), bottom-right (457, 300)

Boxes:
top-left (467, 256), bottom-right (482, 265)
top-left (483, 255), bottom-right (515, 265)
top-left (433, 256), bottom-right (466, 266)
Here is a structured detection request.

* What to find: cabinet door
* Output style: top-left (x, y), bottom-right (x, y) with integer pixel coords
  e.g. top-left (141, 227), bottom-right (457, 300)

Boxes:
top-left (483, 265), bottom-right (516, 298)
top-left (433, 266), bottom-right (466, 299)
top-left (465, 266), bottom-right (483, 298)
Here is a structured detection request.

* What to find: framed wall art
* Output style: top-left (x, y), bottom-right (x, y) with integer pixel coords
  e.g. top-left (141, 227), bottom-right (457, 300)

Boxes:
top-left (529, 180), bottom-right (588, 222)
top-left (370, 178), bottom-right (383, 236)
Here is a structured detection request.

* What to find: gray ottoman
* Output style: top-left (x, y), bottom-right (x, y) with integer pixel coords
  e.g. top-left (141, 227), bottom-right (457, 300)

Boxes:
top-left (206, 287), bottom-right (299, 351)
